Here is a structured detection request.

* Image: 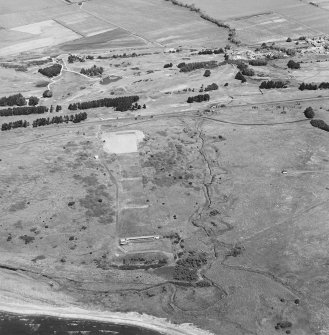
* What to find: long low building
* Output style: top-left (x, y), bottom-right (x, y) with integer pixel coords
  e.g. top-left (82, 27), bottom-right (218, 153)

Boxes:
top-left (119, 235), bottom-right (160, 245)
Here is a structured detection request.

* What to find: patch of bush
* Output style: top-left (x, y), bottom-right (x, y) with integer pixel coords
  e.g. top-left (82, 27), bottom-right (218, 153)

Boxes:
top-left (204, 83), bottom-right (219, 91)
top-left (235, 71), bottom-right (246, 83)
top-left (287, 60), bottom-right (300, 69)
top-left (310, 119), bottom-right (329, 132)
top-left (38, 63), bottom-right (62, 78)
top-left (0, 93), bottom-right (26, 107)
top-left (80, 65), bottom-right (104, 77)
top-left (304, 107), bottom-right (315, 119)
top-left (28, 96), bottom-right (39, 106)
top-left (187, 94), bottom-right (210, 103)
top-left (164, 63), bottom-right (173, 68)
top-left (43, 90), bottom-right (53, 98)
top-left (203, 69), bottom-right (211, 77)
top-left (173, 252), bottom-right (207, 282)
top-left (19, 235), bottom-right (35, 244)
top-left (248, 59), bottom-right (268, 66)
top-left (68, 54), bottom-right (85, 63)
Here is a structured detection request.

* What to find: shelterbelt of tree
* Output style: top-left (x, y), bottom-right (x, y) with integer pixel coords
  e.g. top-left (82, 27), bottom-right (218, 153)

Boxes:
top-left (0, 106), bottom-right (48, 117)
top-left (68, 96), bottom-right (140, 112)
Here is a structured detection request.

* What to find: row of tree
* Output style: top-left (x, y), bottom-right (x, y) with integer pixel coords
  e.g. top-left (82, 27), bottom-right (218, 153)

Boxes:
top-left (32, 112), bottom-right (87, 127)
top-left (187, 94), bottom-right (210, 103)
top-left (38, 64), bottom-right (62, 78)
top-left (80, 65), bottom-right (104, 77)
top-left (198, 48), bottom-right (224, 55)
top-left (1, 120), bottom-right (29, 131)
top-left (299, 82), bottom-right (329, 90)
top-left (0, 105), bottom-right (48, 117)
top-left (68, 96), bottom-right (140, 112)
top-left (178, 61), bottom-right (218, 73)
top-left (260, 80), bottom-right (287, 89)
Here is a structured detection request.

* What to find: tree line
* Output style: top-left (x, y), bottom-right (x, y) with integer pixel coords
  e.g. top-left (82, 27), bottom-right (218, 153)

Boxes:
top-left (1, 112), bottom-right (87, 131)
top-left (260, 80), bottom-right (287, 89)
top-left (187, 94), bottom-right (210, 103)
top-left (299, 82), bottom-right (329, 90)
top-left (68, 96), bottom-right (140, 112)
top-left (1, 120), bottom-right (29, 131)
top-left (32, 112), bottom-right (87, 127)
top-left (198, 48), bottom-right (224, 55)
top-left (178, 61), bottom-right (218, 73)
top-left (38, 64), bottom-right (62, 78)
top-left (0, 105), bottom-right (48, 117)
top-left (80, 65), bottom-right (104, 77)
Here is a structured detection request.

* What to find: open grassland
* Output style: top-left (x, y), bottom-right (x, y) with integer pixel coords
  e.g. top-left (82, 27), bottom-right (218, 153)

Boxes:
top-left (2, 2), bottom-right (329, 333)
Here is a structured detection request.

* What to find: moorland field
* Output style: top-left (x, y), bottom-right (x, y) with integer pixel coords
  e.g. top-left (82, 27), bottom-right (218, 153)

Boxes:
top-left (1, 0), bottom-right (329, 335)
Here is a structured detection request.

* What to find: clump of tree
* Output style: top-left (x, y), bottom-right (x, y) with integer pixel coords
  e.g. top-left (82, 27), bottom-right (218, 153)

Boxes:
top-left (32, 112), bottom-right (87, 128)
top-left (235, 71), bottom-right (246, 83)
top-left (164, 63), bottom-right (173, 68)
top-left (237, 62), bottom-right (255, 76)
top-left (68, 96), bottom-right (139, 112)
top-left (310, 119), bottom-right (329, 132)
top-left (179, 61), bottom-right (218, 72)
top-left (248, 59), bottom-right (268, 66)
top-left (1, 120), bottom-right (29, 131)
top-left (0, 93), bottom-right (26, 107)
top-left (0, 105), bottom-right (48, 117)
top-left (42, 90), bottom-right (53, 98)
top-left (299, 82), bottom-right (318, 90)
top-left (304, 107), bottom-right (315, 119)
top-left (203, 69), bottom-right (211, 77)
top-left (187, 94), bottom-right (210, 103)
top-left (204, 83), bottom-right (218, 91)
top-left (287, 60), bottom-right (300, 69)
top-left (80, 65), bottom-right (104, 77)
top-left (173, 252), bottom-right (207, 282)
top-left (38, 64), bottom-right (62, 78)
top-left (286, 37), bottom-right (292, 42)
top-left (259, 80), bottom-right (287, 89)
top-left (28, 96), bottom-right (39, 106)
top-left (68, 54), bottom-right (85, 63)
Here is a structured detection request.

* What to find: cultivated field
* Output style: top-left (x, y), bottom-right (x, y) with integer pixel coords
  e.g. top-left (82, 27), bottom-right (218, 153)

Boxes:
top-left (179, 0), bottom-right (329, 43)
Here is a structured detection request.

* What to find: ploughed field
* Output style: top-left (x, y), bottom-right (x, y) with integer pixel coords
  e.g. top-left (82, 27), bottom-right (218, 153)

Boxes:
top-left (0, 0), bottom-right (227, 57)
